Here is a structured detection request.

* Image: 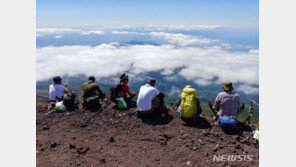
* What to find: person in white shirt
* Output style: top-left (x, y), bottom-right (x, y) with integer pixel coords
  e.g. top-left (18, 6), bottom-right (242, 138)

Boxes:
top-left (49, 76), bottom-right (68, 108)
top-left (137, 78), bottom-right (167, 117)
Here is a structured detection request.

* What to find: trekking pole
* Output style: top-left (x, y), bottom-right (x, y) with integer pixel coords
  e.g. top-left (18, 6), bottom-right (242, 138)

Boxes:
top-left (240, 128), bottom-right (258, 143)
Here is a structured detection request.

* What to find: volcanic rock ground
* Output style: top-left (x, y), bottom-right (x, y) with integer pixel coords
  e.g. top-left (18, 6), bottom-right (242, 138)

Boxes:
top-left (36, 97), bottom-right (259, 167)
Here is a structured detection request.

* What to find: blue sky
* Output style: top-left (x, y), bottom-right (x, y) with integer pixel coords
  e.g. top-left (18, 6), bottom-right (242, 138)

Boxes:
top-left (37, 0), bottom-right (258, 28)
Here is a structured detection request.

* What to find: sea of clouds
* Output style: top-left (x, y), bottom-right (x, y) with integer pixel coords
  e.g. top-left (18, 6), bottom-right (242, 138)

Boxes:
top-left (36, 26), bottom-right (259, 95)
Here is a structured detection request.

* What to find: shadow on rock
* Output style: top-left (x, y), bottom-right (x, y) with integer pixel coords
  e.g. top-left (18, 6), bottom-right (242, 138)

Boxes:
top-left (222, 122), bottom-right (253, 136)
top-left (140, 113), bottom-right (174, 126)
top-left (181, 117), bottom-right (212, 129)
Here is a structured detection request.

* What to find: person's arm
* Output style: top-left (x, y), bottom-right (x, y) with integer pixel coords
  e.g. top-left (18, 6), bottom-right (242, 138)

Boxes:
top-left (64, 83), bottom-right (68, 94)
top-left (237, 96), bottom-right (244, 114)
top-left (214, 94), bottom-right (221, 111)
top-left (177, 95), bottom-right (181, 107)
top-left (196, 97), bottom-right (202, 113)
top-left (95, 84), bottom-right (105, 99)
top-left (125, 85), bottom-right (136, 96)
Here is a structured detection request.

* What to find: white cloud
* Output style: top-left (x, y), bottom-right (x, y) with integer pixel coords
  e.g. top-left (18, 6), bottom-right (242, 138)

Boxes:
top-left (36, 28), bottom-right (105, 36)
top-left (237, 84), bottom-right (259, 95)
top-left (168, 86), bottom-right (182, 96)
top-left (161, 69), bottom-right (174, 76)
top-left (36, 43), bottom-right (259, 95)
top-left (36, 28), bottom-right (80, 37)
top-left (111, 31), bottom-right (147, 35)
top-left (150, 32), bottom-right (218, 46)
top-left (144, 25), bottom-right (222, 31)
top-left (80, 30), bottom-right (105, 35)
top-left (102, 25), bottom-right (222, 31)
top-left (54, 35), bottom-right (63, 39)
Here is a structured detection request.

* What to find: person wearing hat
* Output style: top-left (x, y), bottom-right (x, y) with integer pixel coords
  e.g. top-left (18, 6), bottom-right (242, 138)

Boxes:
top-left (137, 78), bottom-right (167, 117)
top-left (48, 76), bottom-right (68, 108)
top-left (82, 76), bottom-right (106, 109)
top-left (176, 85), bottom-right (202, 120)
top-left (209, 82), bottom-right (244, 119)
top-left (120, 73), bottom-right (136, 107)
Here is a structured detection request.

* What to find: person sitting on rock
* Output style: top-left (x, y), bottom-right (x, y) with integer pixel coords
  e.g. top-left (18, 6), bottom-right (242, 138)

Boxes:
top-left (49, 76), bottom-right (68, 108)
top-left (208, 82), bottom-right (245, 119)
top-left (137, 78), bottom-right (167, 117)
top-left (176, 85), bottom-right (202, 120)
top-left (82, 76), bottom-right (106, 110)
top-left (120, 73), bottom-right (137, 108)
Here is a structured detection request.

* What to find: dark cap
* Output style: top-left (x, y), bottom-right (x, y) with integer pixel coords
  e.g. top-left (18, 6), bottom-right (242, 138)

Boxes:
top-left (147, 78), bottom-right (156, 85)
top-left (53, 76), bottom-right (62, 83)
top-left (89, 76), bottom-right (95, 82)
top-left (120, 73), bottom-right (128, 80)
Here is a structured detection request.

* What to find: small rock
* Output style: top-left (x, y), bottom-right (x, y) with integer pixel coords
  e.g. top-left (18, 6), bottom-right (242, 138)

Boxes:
top-left (109, 137), bottom-right (115, 142)
top-left (100, 159), bottom-right (106, 163)
top-left (160, 141), bottom-right (167, 146)
top-left (72, 137), bottom-right (76, 140)
top-left (76, 162), bottom-right (81, 166)
top-left (77, 147), bottom-right (89, 154)
top-left (70, 144), bottom-right (76, 149)
top-left (80, 123), bottom-right (87, 127)
top-left (43, 126), bottom-right (50, 130)
top-left (186, 161), bottom-right (191, 165)
top-left (50, 142), bottom-right (57, 148)
top-left (41, 148), bottom-right (45, 151)
top-left (192, 146), bottom-right (198, 151)
top-left (213, 144), bottom-right (219, 152)
top-left (235, 144), bottom-right (241, 149)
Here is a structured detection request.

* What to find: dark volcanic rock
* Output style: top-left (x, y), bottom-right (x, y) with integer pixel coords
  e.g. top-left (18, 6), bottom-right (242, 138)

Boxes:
top-left (77, 147), bottom-right (89, 154)
top-left (69, 144), bottom-right (76, 149)
top-left (109, 137), bottom-right (115, 142)
top-left (50, 142), bottom-right (57, 148)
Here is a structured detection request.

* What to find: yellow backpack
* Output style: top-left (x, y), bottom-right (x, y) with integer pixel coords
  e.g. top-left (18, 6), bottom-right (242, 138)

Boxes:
top-left (180, 88), bottom-right (197, 119)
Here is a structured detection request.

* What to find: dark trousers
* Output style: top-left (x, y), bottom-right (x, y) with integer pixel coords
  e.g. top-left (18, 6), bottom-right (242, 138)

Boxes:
top-left (138, 93), bottom-right (167, 117)
top-left (124, 94), bottom-right (136, 108)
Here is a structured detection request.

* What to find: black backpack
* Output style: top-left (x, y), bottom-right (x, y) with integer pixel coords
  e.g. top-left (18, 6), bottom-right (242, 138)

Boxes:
top-left (110, 82), bottom-right (123, 102)
top-left (63, 91), bottom-right (79, 111)
top-left (83, 95), bottom-right (101, 110)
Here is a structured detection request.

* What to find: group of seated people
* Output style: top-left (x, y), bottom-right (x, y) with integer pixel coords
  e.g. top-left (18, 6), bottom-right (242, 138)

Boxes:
top-left (48, 74), bottom-right (245, 130)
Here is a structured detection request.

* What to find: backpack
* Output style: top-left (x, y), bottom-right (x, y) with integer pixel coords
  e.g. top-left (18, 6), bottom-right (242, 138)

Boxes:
top-left (83, 95), bottom-right (101, 110)
top-left (180, 88), bottom-right (197, 119)
top-left (63, 92), bottom-right (79, 111)
top-left (110, 82), bottom-right (123, 102)
top-left (218, 116), bottom-right (237, 131)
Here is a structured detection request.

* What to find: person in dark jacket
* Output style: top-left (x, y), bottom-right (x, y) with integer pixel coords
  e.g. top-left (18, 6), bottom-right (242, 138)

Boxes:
top-left (82, 76), bottom-right (105, 109)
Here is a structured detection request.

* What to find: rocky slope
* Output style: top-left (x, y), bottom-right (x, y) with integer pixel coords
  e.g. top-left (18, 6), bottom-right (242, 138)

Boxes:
top-left (36, 98), bottom-right (259, 167)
